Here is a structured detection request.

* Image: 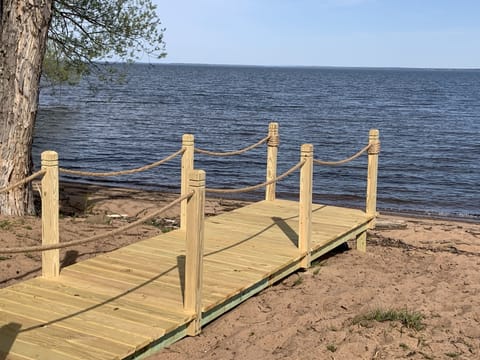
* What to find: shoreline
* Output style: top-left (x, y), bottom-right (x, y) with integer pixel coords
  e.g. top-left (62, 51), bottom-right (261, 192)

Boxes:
top-left (56, 180), bottom-right (480, 224)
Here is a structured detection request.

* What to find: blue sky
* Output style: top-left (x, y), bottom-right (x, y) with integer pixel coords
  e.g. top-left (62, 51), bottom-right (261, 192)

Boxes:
top-left (151, 0), bottom-right (480, 68)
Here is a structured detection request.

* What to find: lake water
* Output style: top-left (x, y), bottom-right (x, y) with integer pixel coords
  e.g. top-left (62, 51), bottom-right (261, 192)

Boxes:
top-left (35, 64), bottom-right (480, 220)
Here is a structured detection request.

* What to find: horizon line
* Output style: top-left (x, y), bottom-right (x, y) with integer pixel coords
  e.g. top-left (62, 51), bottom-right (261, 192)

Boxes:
top-left (99, 60), bottom-right (480, 71)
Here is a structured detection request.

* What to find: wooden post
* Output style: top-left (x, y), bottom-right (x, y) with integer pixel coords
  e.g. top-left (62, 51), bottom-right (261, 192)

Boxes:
top-left (181, 134), bottom-right (194, 231)
top-left (185, 169), bottom-right (205, 336)
top-left (299, 144), bottom-right (313, 269)
top-left (41, 151), bottom-right (60, 278)
top-left (365, 129), bottom-right (380, 229)
top-left (356, 232), bottom-right (367, 253)
top-left (265, 122), bottom-right (279, 201)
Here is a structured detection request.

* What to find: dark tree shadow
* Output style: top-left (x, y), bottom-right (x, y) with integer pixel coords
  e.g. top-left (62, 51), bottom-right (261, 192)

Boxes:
top-left (0, 322), bottom-right (21, 360)
top-left (176, 255), bottom-right (186, 305)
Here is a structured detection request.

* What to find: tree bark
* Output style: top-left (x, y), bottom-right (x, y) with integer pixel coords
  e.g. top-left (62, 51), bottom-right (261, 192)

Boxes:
top-left (0, 0), bottom-right (52, 215)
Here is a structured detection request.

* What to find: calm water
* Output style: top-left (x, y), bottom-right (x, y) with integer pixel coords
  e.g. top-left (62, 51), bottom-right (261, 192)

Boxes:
top-left (35, 64), bottom-right (480, 220)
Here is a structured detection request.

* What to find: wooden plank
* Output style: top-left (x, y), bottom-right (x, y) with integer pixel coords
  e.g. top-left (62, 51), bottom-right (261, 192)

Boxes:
top-left (5, 338), bottom-right (81, 360)
top-left (9, 281), bottom-right (183, 330)
top-left (204, 253), bottom-right (286, 272)
top-left (75, 255), bottom-right (239, 301)
top-left (0, 352), bottom-right (30, 360)
top-left (123, 244), bottom-right (185, 257)
top-left (204, 240), bottom-right (298, 260)
top-left (0, 305), bottom-right (132, 359)
top-left (71, 259), bottom-right (183, 286)
top-left (60, 267), bottom-right (183, 298)
top-left (59, 269), bottom-right (186, 311)
top-left (85, 256), bottom-right (179, 278)
top-left (14, 332), bottom-right (115, 360)
top-left (0, 293), bottom-right (141, 350)
top-left (14, 280), bottom-right (185, 333)
top-left (103, 249), bottom-right (180, 266)
top-left (3, 326), bottom-right (117, 360)
top-left (0, 298), bottom-right (150, 349)
top-left (8, 283), bottom-right (185, 333)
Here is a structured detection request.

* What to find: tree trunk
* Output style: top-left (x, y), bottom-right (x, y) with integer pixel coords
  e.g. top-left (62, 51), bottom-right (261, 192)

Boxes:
top-left (0, 0), bottom-right (52, 215)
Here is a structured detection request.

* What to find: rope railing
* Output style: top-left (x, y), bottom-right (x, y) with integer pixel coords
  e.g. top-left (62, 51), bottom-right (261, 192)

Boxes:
top-left (194, 135), bottom-right (270, 157)
top-left (59, 148), bottom-right (185, 177)
top-left (0, 126), bottom-right (380, 337)
top-left (206, 159), bottom-right (305, 194)
top-left (0, 191), bottom-right (193, 254)
top-left (313, 143), bottom-right (379, 166)
top-left (0, 170), bottom-right (46, 194)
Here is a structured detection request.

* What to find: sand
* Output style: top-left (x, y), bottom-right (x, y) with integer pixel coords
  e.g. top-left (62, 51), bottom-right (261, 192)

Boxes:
top-left (1, 183), bottom-right (479, 359)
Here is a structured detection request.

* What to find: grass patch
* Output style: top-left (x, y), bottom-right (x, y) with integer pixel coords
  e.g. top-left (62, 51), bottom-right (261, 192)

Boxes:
top-left (292, 275), bottom-right (303, 287)
top-left (352, 308), bottom-right (426, 331)
top-left (326, 344), bottom-right (337, 352)
top-left (145, 218), bottom-right (177, 233)
top-left (24, 253), bottom-right (39, 260)
top-left (0, 220), bottom-right (12, 230)
top-left (445, 353), bottom-right (461, 358)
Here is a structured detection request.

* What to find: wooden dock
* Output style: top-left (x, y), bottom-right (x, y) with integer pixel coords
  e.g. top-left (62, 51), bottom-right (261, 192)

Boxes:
top-left (0, 199), bottom-right (373, 359)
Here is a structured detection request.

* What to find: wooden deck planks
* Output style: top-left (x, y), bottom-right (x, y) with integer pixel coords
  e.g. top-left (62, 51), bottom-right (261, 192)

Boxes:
top-left (0, 200), bottom-right (371, 360)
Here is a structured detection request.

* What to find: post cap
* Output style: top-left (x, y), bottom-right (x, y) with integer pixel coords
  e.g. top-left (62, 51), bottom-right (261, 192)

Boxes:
top-left (369, 129), bottom-right (380, 139)
top-left (182, 134), bottom-right (194, 144)
top-left (188, 169), bottom-right (206, 186)
top-left (41, 151), bottom-right (58, 164)
top-left (300, 143), bottom-right (314, 154)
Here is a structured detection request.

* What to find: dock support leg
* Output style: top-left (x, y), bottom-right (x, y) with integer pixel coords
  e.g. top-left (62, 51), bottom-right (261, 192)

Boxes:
top-left (185, 170), bottom-right (205, 336)
top-left (356, 231), bottom-right (367, 253)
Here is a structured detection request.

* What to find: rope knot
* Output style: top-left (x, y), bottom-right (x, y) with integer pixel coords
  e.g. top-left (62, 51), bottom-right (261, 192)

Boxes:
top-left (368, 142), bottom-right (381, 155)
top-left (268, 135), bottom-right (280, 147)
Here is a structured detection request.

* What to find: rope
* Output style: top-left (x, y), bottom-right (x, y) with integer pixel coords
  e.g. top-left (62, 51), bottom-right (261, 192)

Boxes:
top-left (0, 192), bottom-right (193, 254)
top-left (0, 170), bottom-right (46, 194)
top-left (206, 160), bottom-right (305, 194)
top-left (59, 148), bottom-right (185, 177)
top-left (368, 141), bottom-right (381, 155)
top-left (195, 135), bottom-right (269, 157)
top-left (268, 134), bottom-right (279, 147)
top-left (313, 144), bottom-right (372, 166)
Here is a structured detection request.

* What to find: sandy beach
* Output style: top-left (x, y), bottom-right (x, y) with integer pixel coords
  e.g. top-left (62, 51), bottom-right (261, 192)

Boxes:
top-left (1, 183), bottom-right (479, 359)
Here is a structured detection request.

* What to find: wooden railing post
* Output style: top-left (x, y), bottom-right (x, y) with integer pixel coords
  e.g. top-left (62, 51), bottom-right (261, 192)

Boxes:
top-left (181, 134), bottom-right (194, 231)
top-left (41, 151), bottom-right (60, 278)
top-left (265, 122), bottom-right (279, 201)
top-left (366, 129), bottom-right (380, 229)
top-left (185, 169), bottom-right (205, 336)
top-left (299, 144), bottom-right (313, 269)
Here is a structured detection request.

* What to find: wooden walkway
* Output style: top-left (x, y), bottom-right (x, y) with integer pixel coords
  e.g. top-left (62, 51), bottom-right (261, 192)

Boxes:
top-left (0, 199), bottom-right (373, 360)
